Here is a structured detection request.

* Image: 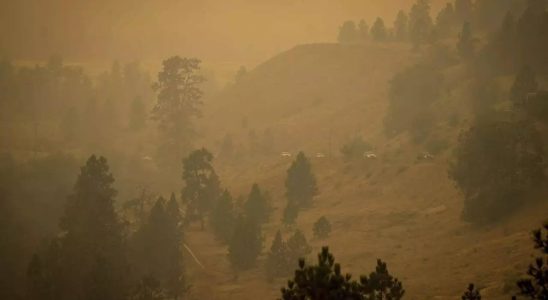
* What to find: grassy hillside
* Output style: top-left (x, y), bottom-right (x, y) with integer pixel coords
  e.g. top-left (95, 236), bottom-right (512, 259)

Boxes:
top-left (186, 42), bottom-right (548, 300)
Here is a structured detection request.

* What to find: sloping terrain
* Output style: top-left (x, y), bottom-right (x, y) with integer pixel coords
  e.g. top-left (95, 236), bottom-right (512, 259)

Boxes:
top-left (187, 42), bottom-right (548, 300)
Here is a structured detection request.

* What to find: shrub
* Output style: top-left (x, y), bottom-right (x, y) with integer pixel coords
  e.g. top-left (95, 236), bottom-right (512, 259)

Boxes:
top-left (313, 216), bottom-right (332, 239)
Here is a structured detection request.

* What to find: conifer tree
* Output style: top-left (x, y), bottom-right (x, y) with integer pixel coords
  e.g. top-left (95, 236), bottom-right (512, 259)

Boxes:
top-left (131, 196), bottom-right (185, 299)
top-left (265, 230), bottom-right (291, 280)
top-left (181, 148), bottom-right (221, 229)
top-left (394, 10), bottom-right (409, 41)
top-left (435, 3), bottom-right (455, 37)
top-left (228, 215), bottom-right (263, 270)
top-left (281, 247), bottom-right (404, 300)
top-left (408, 0), bottom-right (434, 47)
top-left (210, 190), bottom-right (236, 243)
top-left (57, 155), bottom-right (129, 300)
top-left (370, 17), bottom-right (388, 42)
top-left (244, 183), bottom-right (271, 225)
top-left (152, 56), bottom-right (205, 166)
top-left (514, 222), bottom-right (548, 299)
top-left (313, 216), bottom-right (332, 239)
top-left (454, 0), bottom-right (473, 24)
top-left (285, 152), bottom-right (317, 209)
top-left (338, 21), bottom-right (358, 43)
top-left (358, 19), bottom-right (369, 41)
top-left (286, 230), bottom-right (312, 265)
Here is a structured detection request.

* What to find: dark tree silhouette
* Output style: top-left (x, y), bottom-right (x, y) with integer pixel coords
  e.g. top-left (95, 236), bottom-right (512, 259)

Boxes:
top-left (281, 247), bottom-right (404, 300)
top-left (514, 222), bottom-right (548, 300)
top-left (181, 148), bottom-right (221, 229)
top-left (338, 21), bottom-right (359, 44)
top-left (210, 190), bottom-right (236, 243)
top-left (244, 183), bottom-right (271, 225)
top-left (457, 22), bottom-right (475, 60)
top-left (152, 56), bottom-right (204, 166)
top-left (228, 215), bottom-right (262, 270)
top-left (370, 17), bottom-right (388, 42)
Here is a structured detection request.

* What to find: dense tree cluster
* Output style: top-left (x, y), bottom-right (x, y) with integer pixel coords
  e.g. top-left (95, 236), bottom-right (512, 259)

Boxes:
top-left (281, 247), bottom-right (404, 300)
top-left (265, 230), bottom-right (312, 280)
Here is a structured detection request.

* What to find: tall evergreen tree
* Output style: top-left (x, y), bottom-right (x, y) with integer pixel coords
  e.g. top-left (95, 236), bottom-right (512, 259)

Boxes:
top-left (435, 3), bottom-right (456, 37)
top-left (131, 196), bottom-right (185, 299)
top-left (152, 56), bottom-right (205, 166)
top-left (358, 19), bottom-right (369, 41)
top-left (286, 230), bottom-right (312, 266)
top-left (265, 230), bottom-right (291, 280)
top-left (244, 183), bottom-right (271, 225)
top-left (370, 17), bottom-right (388, 42)
top-left (181, 148), bottom-right (221, 229)
top-left (408, 0), bottom-right (434, 47)
top-left (394, 10), bottom-right (409, 41)
top-left (228, 215), bottom-right (262, 270)
top-left (26, 254), bottom-right (52, 300)
top-left (338, 21), bottom-right (359, 43)
top-left (57, 155), bottom-right (129, 300)
top-left (285, 152), bottom-right (318, 209)
top-left (210, 190), bottom-right (236, 243)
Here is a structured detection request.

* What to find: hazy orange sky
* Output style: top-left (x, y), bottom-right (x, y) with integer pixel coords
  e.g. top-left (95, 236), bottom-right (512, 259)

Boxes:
top-left (1, 0), bottom-right (445, 64)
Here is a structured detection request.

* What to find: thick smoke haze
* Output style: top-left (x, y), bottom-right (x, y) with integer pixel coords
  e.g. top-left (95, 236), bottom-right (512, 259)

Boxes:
top-left (1, 0), bottom-right (442, 63)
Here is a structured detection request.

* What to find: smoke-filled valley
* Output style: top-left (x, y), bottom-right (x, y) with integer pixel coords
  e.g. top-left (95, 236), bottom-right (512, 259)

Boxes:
top-left (1, 1), bottom-right (548, 300)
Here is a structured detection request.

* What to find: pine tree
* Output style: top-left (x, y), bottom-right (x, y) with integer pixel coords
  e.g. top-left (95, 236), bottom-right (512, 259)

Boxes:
top-left (228, 215), bottom-right (262, 270)
top-left (152, 56), bottom-right (205, 166)
top-left (281, 247), bottom-right (404, 300)
top-left (370, 17), bottom-right (388, 42)
top-left (313, 216), bottom-right (332, 239)
top-left (510, 65), bottom-right (539, 105)
top-left (514, 222), bottom-right (548, 299)
top-left (462, 283), bottom-right (481, 300)
top-left (435, 3), bottom-right (455, 37)
top-left (408, 0), bottom-right (434, 47)
top-left (457, 22), bottom-right (475, 60)
top-left (57, 155), bottom-right (129, 300)
top-left (358, 19), bottom-right (369, 41)
top-left (285, 152), bottom-right (317, 209)
top-left (131, 196), bottom-right (185, 299)
top-left (210, 190), bottom-right (236, 243)
top-left (394, 10), bottom-right (409, 41)
top-left (286, 230), bottom-right (312, 266)
top-left (181, 148), bottom-right (221, 229)
top-left (338, 21), bottom-right (358, 44)
top-left (265, 230), bottom-right (291, 280)
top-left (244, 183), bottom-right (271, 225)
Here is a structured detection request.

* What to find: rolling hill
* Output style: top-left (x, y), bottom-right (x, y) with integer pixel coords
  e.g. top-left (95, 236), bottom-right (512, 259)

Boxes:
top-left (186, 42), bottom-right (548, 299)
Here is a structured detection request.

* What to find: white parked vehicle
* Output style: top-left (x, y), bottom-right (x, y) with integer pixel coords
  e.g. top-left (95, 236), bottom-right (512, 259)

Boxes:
top-left (281, 151), bottom-right (292, 158)
top-left (315, 152), bottom-right (326, 158)
top-left (363, 151), bottom-right (377, 159)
